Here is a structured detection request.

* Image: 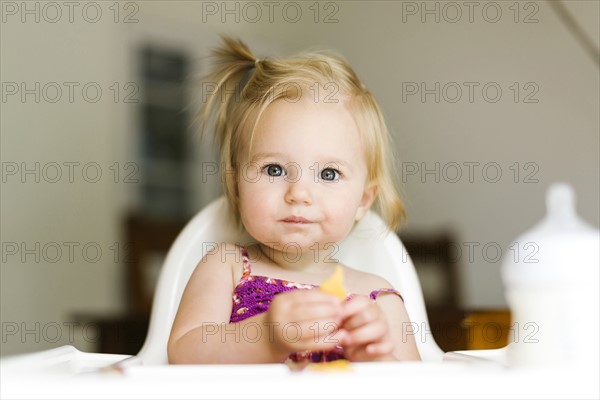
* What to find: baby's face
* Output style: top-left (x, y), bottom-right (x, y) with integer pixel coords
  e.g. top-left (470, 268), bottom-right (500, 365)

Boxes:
top-left (237, 93), bottom-right (376, 254)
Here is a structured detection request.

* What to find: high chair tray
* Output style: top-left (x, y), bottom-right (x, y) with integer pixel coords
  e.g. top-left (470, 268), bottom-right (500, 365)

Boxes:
top-left (2, 346), bottom-right (598, 399)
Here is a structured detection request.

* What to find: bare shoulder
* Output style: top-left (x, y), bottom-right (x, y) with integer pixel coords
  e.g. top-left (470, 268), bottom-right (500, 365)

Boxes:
top-left (192, 241), bottom-right (247, 276)
top-left (341, 265), bottom-right (395, 297)
top-left (176, 242), bottom-right (244, 320)
top-left (168, 242), bottom-right (243, 345)
top-left (199, 242), bottom-right (247, 265)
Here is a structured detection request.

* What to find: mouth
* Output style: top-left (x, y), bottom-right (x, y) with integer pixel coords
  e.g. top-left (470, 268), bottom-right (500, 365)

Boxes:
top-left (281, 216), bottom-right (312, 224)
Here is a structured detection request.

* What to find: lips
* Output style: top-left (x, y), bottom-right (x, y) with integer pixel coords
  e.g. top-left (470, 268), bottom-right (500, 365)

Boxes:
top-left (281, 216), bottom-right (311, 224)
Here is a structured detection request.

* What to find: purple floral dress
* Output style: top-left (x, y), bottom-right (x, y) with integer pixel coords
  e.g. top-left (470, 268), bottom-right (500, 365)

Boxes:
top-left (228, 246), bottom-right (403, 363)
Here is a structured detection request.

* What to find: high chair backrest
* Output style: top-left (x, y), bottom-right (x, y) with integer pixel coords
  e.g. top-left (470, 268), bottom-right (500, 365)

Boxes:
top-left (136, 196), bottom-right (444, 364)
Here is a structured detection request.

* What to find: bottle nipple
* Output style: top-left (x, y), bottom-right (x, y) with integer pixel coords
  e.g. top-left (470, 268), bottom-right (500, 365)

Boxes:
top-left (546, 183), bottom-right (577, 227)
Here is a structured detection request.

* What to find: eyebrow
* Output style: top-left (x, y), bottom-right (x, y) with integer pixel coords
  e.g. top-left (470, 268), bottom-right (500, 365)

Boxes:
top-left (250, 153), bottom-right (351, 169)
top-left (324, 158), bottom-right (352, 170)
top-left (249, 152), bottom-right (287, 163)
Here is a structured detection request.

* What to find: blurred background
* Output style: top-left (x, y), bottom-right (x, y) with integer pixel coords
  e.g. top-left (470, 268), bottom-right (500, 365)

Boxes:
top-left (1, 0), bottom-right (598, 356)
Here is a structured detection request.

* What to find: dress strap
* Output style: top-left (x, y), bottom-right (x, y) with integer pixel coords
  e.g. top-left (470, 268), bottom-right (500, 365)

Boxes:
top-left (240, 246), bottom-right (252, 278)
top-left (369, 288), bottom-right (404, 302)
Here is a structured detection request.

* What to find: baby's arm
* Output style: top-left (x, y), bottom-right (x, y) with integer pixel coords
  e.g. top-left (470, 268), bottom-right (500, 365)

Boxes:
top-left (167, 244), bottom-right (343, 364)
top-left (168, 244), bottom-right (281, 364)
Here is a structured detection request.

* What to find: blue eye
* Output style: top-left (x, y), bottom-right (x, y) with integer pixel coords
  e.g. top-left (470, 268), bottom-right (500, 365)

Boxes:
top-left (321, 168), bottom-right (340, 181)
top-left (263, 164), bottom-right (284, 177)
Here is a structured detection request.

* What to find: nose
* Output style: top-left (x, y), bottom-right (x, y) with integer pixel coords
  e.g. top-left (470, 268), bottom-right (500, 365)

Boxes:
top-left (284, 176), bottom-right (313, 205)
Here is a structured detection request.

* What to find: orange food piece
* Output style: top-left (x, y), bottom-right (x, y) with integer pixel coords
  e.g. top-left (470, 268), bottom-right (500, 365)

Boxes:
top-left (308, 359), bottom-right (352, 372)
top-left (320, 264), bottom-right (347, 302)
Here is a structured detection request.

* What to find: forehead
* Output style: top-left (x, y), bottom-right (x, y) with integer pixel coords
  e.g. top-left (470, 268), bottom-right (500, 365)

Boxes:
top-left (248, 95), bottom-right (363, 156)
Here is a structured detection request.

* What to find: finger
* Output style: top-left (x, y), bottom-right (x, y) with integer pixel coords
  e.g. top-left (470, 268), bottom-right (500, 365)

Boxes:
top-left (345, 320), bottom-right (387, 346)
top-left (300, 325), bottom-right (346, 349)
top-left (343, 343), bottom-right (369, 361)
top-left (365, 341), bottom-right (394, 356)
top-left (292, 319), bottom-right (343, 341)
top-left (340, 295), bottom-right (371, 319)
top-left (342, 305), bottom-right (379, 331)
top-left (345, 342), bottom-right (392, 362)
top-left (289, 302), bottom-right (343, 324)
top-left (290, 324), bottom-right (346, 351)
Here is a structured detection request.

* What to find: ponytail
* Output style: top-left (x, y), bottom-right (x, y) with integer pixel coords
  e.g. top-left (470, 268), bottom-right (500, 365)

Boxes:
top-left (197, 36), bottom-right (260, 229)
top-left (198, 36), bottom-right (257, 145)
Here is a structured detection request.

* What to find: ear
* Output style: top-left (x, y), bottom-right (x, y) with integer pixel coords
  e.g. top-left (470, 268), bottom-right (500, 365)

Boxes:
top-left (354, 181), bottom-right (378, 221)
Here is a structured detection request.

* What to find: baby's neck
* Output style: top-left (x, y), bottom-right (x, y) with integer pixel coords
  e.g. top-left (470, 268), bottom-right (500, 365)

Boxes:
top-left (256, 243), bottom-right (337, 273)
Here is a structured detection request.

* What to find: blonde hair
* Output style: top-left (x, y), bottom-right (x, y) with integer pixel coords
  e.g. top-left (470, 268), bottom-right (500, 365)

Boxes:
top-left (198, 36), bottom-right (405, 231)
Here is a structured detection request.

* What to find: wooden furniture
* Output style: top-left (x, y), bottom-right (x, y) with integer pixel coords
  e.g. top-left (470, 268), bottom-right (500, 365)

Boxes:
top-left (72, 313), bottom-right (149, 355)
top-left (462, 309), bottom-right (511, 350)
top-left (74, 214), bottom-right (186, 354)
top-left (125, 213), bottom-right (187, 314)
top-left (399, 232), bottom-right (511, 351)
top-left (399, 232), bottom-right (465, 351)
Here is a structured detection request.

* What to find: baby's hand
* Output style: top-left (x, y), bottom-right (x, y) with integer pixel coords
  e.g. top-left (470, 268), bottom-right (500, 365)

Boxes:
top-left (339, 295), bottom-right (395, 361)
top-left (265, 290), bottom-right (345, 358)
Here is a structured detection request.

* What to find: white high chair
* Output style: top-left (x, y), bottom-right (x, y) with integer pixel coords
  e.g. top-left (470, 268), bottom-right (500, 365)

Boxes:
top-left (135, 196), bottom-right (444, 364)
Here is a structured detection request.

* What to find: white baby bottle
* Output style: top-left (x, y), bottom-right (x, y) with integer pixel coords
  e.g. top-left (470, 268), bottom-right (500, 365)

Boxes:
top-left (501, 183), bottom-right (599, 367)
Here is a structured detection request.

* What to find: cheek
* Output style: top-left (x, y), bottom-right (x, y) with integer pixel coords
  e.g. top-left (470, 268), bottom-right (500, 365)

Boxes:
top-left (238, 181), bottom-right (277, 231)
top-left (239, 186), bottom-right (263, 216)
top-left (322, 195), bottom-right (361, 233)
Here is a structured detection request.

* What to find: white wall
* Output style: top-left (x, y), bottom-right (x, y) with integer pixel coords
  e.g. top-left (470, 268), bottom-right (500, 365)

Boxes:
top-left (1, 10), bottom-right (128, 355)
top-left (248, 0), bottom-right (600, 307)
top-left (1, 0), bottom-right (598, 355)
